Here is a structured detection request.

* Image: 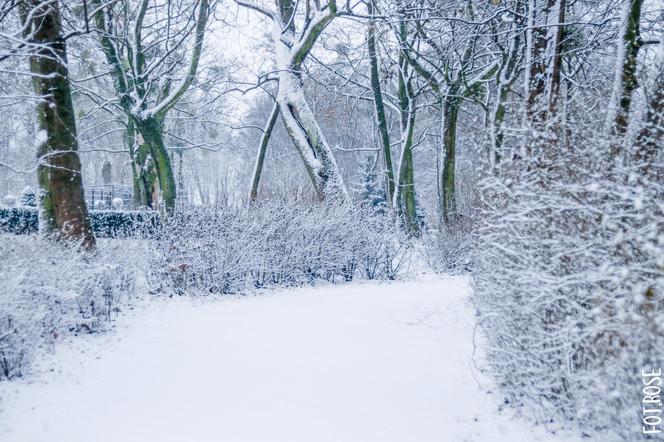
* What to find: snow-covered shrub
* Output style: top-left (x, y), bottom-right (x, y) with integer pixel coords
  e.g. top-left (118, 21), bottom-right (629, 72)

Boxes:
top-left (0, 236), bottom-right (144, 380)
top-left (89, 210), bottom-right (161, 238)
top-left (472, 106), bottom-right (664, 438)
top-left (19, 186), bottom-right (36, 207)
top-left (0, 207), bottom-right (38, 235)
top-left (151, 202), bottom-right (410, 295)
top-left (0, 207), bottom-right (159, 238)
top-left (423, 216), bottom-right (473, 274)
top-left (3, 194), bottom-right (16, 207)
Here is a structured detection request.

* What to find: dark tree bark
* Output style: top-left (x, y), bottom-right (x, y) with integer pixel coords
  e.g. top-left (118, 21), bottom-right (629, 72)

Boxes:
top-left (249, 102), bottom-right (280, 202)
top-left (21, 0), bottom-right (95, 249)
top-left (126, 118), bottom-right (154, 208)
top-left (394, 25), bottom-right (419, 237)
top-left (133, 116), bottom-right (176, 210)
top-left (611, 0), bottom-right (643, 137)
top-left (367, 0), bottom-right (395, 206)
top-left (440, 95), bottom-right (460, 224)
top-left (526, 0), bottom-right (566, 122)
top-left (634, 61), bottom-right (663, 174)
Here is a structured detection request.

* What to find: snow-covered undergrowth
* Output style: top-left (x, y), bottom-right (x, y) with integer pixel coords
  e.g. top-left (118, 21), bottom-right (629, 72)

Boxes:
top-left (150, 202), bottom-right (411, 295)
top-left (0, 203), bottom-right (411, 382)
top-left (422, 218), bottom-right (473, 274)
top-left (0, 236), bottom-right (145, 380)
top-left (472, 116), bottom-right (664, 439)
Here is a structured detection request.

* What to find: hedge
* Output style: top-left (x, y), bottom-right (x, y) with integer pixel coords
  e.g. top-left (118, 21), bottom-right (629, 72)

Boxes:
top-left (0, 207), bottom-right (161, 238)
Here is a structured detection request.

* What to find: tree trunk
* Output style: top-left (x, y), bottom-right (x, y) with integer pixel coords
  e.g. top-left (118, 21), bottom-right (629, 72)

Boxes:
top-left (367, 0), bottom-right (395, 206)
top-left (440, 96), bottom-right (460, 224)
top-left (491, 86), bottom-right (508, 166)
top-left (396, 117), bottom-right (418, 235)
top-left (126, 119), bottom-right (151, 207)
top-left (21, 0), bottom-right (95, 249)
top-left (634, 46), bottom-right (663, 174)
top-left (394, 43), bottom-right (419, 236)
top-left (547, 0), bottom-right (566, 115)
top-left (277, 72), bottom-right (348, 201)
top-left (134, 117), bottom-right (177, 211)
top-left (525, 0), bottom-right (565, 123)
top-left (490, 23), bottom-right (522, 166)
top-left (271, 4), bottom-right (348, 202)
top-left (249, 102), bottom-right (280, 202)
top-left (608, 0), bottom-right (643, 139)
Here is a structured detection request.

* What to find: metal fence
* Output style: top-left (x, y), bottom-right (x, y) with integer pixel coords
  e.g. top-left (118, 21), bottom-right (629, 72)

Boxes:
top-left (85, 184), bottom-right (134, 210)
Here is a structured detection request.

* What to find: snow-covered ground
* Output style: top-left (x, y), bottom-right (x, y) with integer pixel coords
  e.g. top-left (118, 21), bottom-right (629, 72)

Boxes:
top-left (0, 277), bottom-right (604, 442)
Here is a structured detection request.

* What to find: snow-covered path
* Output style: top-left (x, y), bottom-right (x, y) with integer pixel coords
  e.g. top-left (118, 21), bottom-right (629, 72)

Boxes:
top-left (0, 278), bottom-right (591, 442)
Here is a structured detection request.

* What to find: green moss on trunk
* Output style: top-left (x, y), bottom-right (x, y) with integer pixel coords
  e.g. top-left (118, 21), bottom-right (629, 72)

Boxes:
top-left (22, 0), bottom-right (95, 249)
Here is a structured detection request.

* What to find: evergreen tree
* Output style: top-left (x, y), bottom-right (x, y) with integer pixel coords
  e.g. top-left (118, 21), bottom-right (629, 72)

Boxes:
top-left (356, 155), bottom-right (387, 215)
top-left (20, 186), bottom-right (36, 207)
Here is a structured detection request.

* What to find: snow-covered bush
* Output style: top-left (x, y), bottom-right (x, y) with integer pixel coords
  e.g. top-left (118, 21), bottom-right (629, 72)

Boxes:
top-left (472, 107), bottom-right (664, 438)
top-left (19, 186), bottom-right (36, 207)
top-left (423, 217), bottom-right (473, 274)
top-left (150, 202), bottom-right (410, 295)
top-left (0, 207), bottom-right (38, 235)
top-left (0, 236), bottom-right (144, 380)
top-left (0, 207), bottom-right (160, 238)
top-left (3, 194), bottom-right (16, 207)
top-left (89, 210), bottom-right (161, 238)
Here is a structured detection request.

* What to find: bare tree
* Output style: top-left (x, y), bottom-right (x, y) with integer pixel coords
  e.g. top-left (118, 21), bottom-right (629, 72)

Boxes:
top-left (395, 0), bottom-right (499, 224)
top-left (237, 0), bottom-right (349, 201)
top-left (90, 0), bottom-right (212, 211)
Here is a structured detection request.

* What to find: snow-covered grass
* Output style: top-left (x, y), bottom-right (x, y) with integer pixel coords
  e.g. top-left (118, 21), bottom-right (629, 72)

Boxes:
top-left (0, 277), bottom-right (609, 442)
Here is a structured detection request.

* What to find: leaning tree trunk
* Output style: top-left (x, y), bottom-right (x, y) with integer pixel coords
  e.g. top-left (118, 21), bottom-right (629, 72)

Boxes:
top-left (440, 95), bottom-right (460, 225)
top-left (277, 71), bottom-right (348, 201)
top-left (249, 102), bottom-right (280, 202)
top-left (21, 0), bottom-right (95, 249)
top-left (271, 3), bottom-right (348, 202)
